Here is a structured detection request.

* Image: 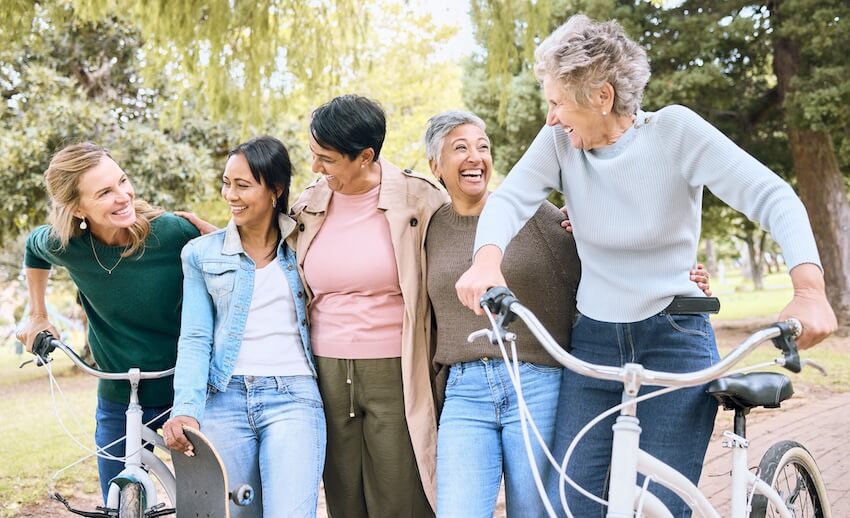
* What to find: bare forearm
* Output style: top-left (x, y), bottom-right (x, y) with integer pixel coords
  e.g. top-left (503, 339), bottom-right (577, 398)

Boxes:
top-left (25, 268), bottom-right (50, 315)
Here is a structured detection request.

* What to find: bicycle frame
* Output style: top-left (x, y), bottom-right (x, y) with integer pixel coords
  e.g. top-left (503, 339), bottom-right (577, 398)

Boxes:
top-left (103, 367), bottom-right (176, 511)
top-left (606, 391), bottom-right (794, 518)
top-left (476, 294), bottom-right (806, 518)
top-left (31, 336), bottom-right (176, 514)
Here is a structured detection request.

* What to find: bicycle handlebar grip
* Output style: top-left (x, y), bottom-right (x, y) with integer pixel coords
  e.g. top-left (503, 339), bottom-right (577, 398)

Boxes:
top-left (32, 331), bottom-right (57, 358)
top-left (479, 287), bottom-right (518, 328)
top-left (772, 320), bottom-right (802, 373)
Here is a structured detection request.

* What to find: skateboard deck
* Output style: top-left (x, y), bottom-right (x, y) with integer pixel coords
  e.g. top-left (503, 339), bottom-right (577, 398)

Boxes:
top-left (171, 426), bottom-right (234, 518)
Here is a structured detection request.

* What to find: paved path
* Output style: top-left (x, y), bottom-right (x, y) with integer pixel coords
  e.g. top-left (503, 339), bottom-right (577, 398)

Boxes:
top-left (700, 391), bottom-right (850, 515)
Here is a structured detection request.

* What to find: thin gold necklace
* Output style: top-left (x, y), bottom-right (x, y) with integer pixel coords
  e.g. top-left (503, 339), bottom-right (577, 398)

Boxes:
top-left (89, 232), bottom-right (128, 275)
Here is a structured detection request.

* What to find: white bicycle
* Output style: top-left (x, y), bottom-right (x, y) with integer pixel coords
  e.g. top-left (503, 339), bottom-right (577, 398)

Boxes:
top-left (24, 331), bottom-right (177, 517)
top-left (470, 287), bottom-right (831, 518)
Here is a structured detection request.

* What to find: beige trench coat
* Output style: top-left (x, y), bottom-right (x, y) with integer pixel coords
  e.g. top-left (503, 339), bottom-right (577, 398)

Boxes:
top-left (289, 160), bottom-right (449, 509)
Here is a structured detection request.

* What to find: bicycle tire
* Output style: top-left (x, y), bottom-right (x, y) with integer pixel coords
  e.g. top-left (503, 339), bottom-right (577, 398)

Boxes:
top-left (750, 440), bottom-right (830, 518)
top-left (118, 482), bottom-right (145, 518)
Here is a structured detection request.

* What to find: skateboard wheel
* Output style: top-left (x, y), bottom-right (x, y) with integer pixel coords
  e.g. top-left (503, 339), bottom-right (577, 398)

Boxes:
top-left (231, 484), bottom-right (254, 506)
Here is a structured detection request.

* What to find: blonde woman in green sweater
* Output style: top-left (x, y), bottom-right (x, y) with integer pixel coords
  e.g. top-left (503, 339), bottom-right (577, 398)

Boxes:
top-left (16, 142), bottom-right (200, 501)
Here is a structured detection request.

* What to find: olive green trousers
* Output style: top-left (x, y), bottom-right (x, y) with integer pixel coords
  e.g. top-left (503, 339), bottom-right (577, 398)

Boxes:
top-left (316, 356), bottom-right (433, 518)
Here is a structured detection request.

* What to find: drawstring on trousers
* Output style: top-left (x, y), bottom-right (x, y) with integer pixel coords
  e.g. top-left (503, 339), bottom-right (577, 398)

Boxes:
top-left (346, 359), bottom-right (355, 418)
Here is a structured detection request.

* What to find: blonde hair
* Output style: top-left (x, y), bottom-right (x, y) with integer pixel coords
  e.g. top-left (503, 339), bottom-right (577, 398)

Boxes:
top-left (534, 14), bottom-right (650, 116)
top-left (44, 142), bottom-right (164, 257)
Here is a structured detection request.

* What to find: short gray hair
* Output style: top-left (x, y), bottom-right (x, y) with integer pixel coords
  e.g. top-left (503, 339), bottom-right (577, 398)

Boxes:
top-left (534, 14), bottom-right (650, 116)
top-left (424, 111), bottom-right (487, 164)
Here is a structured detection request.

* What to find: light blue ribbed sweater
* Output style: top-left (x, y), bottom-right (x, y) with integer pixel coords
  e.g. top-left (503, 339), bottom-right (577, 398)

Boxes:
top-left (474, 104), bottom-right (821, 322)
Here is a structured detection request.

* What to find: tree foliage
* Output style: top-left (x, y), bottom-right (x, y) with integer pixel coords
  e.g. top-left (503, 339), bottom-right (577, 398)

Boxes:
top-left (3, 0), bottom-right (369, 127)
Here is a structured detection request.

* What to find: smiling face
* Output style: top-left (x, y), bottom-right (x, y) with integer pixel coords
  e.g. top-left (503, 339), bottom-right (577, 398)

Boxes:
top-left (221, 153), bottom-right (277, 229)
top-left (431, 124), bottom-right (492, 214)
top-left (543, 75), bottom-right (608, 150)
top-left (309, 135), bottom-right (372, 190)
top-left (73, 156), bottom-right (136, 236)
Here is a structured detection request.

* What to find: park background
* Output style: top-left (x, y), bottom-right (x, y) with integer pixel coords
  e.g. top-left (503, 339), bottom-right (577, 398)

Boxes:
top-left (0, 0), bottom-right (848, 516)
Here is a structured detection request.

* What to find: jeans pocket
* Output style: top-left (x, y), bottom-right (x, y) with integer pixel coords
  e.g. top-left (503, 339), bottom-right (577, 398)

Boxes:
top-left (205, 384), bottom-right (219, 402)
top-left (446, 365), bottom-right (463, 388)
top-left (521, 362), bottom-right (563, 374)
top-left (279, 376), bottom-right (323, 408)
top-left (663, 313), bottom-right (709, 337)
top-left (572, 311), bottom-right (583, 329)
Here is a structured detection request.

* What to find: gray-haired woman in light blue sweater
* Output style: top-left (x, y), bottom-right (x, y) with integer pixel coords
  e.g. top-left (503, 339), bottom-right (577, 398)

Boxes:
top-left (455, 14), bottom-right (836, 518)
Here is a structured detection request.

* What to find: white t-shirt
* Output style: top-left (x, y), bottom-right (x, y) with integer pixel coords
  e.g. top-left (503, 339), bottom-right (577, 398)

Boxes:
top-left (232, 257), bottom-right (312, 376)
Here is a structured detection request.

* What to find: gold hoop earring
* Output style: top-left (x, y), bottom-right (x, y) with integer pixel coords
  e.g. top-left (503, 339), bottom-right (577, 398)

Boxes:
top-left (272, 197), bottom-right (277, 208)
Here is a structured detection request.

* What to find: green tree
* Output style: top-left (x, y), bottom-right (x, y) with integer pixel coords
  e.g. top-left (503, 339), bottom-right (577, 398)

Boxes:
top-left (4, 0), bottom-right (368, 128)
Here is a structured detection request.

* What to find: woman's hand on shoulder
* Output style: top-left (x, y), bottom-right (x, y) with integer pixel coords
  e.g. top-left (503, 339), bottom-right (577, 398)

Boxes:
top-left (174, 211), bottom-right (218, 235)
top-left (163, 415), bottom-right (200, 455)
top-left (15, 316), bottom-right (59, 354)
top-left (779, 263), bottom-right (837, 349)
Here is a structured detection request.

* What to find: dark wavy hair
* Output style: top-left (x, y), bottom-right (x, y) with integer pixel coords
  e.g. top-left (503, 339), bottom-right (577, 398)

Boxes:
top-left (310, 94), bottom-right (386, 161)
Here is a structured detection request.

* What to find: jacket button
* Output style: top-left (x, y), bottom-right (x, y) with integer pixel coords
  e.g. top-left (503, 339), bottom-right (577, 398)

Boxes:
top-left (297, 291), bottom-right (304, 298)
top-left (287, 264), bottom-right (294, 271)
top-left (301, 319), bottom-right (307, 326)
top-left (410, 218), bottom-right (418, 227)
top-left (298, 223), bottom-right (305, 231)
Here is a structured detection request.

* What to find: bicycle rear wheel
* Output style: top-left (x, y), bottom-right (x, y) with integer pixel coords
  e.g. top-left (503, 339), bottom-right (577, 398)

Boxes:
top-left (750, 440), bottom-right (830, 518)
top-left (118, 482), bottom-right (145, 518)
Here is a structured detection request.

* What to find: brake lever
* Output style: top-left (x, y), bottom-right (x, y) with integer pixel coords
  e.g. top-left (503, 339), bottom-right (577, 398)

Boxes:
top-left (18, 355), bottom-right (52, 369)
top-left (801, 359), bottom-right (828, 376)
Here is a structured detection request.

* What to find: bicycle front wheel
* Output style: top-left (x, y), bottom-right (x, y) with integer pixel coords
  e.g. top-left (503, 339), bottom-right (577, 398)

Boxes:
top-left (750, 440), bottom-right (830, 518)
top-left (118, 482), bottom-right (145, 518)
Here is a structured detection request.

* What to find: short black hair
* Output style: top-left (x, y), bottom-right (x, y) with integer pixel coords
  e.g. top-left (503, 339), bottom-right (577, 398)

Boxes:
top-left (228, 135), bottom-right (292, 214)
top-left (310, 95), bottom-right (386, 161)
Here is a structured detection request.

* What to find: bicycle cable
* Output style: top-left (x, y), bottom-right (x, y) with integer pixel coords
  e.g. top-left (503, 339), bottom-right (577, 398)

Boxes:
top-left (37, 353), bottom-right (173, 495)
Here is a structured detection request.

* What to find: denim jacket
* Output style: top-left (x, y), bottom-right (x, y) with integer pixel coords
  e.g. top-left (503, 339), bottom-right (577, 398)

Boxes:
top-left (171, 214), bottom-right (315, 422)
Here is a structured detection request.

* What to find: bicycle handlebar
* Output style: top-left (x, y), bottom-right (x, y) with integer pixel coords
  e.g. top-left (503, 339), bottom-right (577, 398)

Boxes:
top-left (29, 331), bottom-right (175, 381)
top-left (474, 288), bottom-right (804, 389)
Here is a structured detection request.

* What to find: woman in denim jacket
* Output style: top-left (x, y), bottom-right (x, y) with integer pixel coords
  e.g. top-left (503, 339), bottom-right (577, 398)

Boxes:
top-left (164, 136), bottom-right (325, 518)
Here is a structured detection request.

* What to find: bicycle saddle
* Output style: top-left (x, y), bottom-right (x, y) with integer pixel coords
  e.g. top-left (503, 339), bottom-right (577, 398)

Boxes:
top-left (707, 372), bottom-right (794, 410)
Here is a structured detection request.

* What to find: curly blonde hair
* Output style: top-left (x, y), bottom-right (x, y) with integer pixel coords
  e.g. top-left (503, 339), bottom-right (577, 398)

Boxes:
top-left (534, 14), bottom-right (650, 116)
top-left (44, 142), bottom-right (164, 257)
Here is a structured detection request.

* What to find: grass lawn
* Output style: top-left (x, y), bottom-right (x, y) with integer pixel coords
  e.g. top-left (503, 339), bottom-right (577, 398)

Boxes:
top-left (712, 270), bottom-right (792, 320)
top-left (0, 350), bottom-right (100, 516)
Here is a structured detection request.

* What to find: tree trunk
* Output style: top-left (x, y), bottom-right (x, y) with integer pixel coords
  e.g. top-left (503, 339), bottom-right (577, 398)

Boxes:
top-left (743, 229), bottom-right (765, 291)
top-left (774, 5), bottom-right (850, 326)
top-left (785, 129), bottom-right (850, 324)
top-left (703, 238), bottom-right (717, 276)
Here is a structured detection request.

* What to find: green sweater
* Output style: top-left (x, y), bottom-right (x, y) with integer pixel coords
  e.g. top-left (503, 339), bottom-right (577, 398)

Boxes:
top-left (24, 213), bottom-right (200, 406)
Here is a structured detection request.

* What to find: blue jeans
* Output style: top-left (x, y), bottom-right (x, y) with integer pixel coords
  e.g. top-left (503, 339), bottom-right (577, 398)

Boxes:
top-left (547, 311), bottom-right (719, 518)
top-left (437, 359), bottom-right (563, 517)
top-left (94, 397), bottom-right (170, 502)
top-left (203, 375), bottom-right (326, 518)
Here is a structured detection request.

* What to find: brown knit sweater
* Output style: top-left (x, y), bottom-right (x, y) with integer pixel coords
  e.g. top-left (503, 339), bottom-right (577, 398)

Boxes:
top-left (426, 201), bottom-right (580, 368)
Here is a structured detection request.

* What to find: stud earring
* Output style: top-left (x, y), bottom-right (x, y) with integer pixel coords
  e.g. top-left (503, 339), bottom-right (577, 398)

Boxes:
top-left (79, 218), bottom-right (88, 230)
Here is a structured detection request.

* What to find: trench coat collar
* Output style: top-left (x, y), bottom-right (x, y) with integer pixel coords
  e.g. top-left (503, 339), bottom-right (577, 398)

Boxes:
top-left (302, 158), bottom-right (406, 214)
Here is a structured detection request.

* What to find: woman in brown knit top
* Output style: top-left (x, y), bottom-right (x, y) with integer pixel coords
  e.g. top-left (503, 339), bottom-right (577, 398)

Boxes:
top-left (425, 110), bottom-right (580, 517)
top-left (424, 111), bottom-right (709, 517)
